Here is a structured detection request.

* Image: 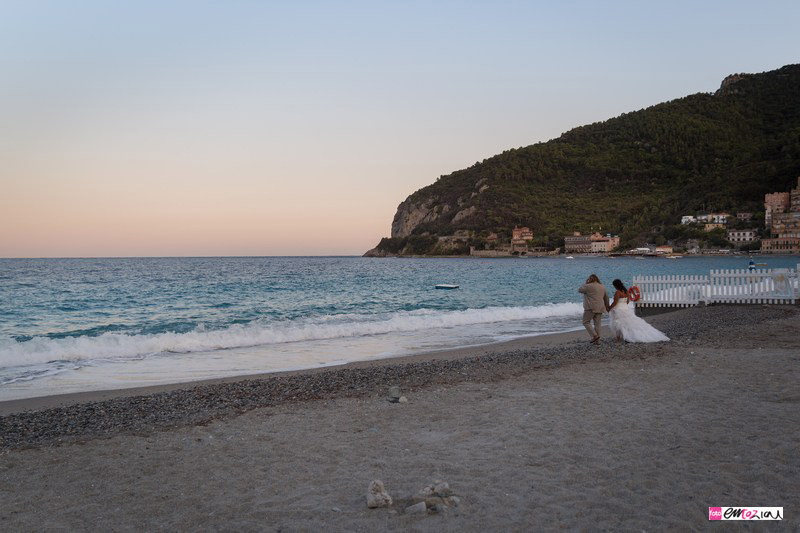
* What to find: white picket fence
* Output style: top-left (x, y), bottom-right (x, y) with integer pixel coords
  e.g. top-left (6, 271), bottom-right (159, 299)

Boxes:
top-left (631, 275), bottom-right (708, 307)
top-left (708, 268), bottom-right (798, 304)
top-left (632, 266), bottom-right (799, 307)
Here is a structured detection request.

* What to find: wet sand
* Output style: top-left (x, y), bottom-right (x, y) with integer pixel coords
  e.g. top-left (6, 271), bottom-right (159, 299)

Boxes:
top-left (1, 305), bottom-right (798, 530)
top-left (0, 312), bottom-right (664, 416)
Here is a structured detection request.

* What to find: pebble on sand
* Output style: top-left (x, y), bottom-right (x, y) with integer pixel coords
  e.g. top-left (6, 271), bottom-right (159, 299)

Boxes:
top-left (420, 481), bottom-right (451, 497)
top-left (366, 480), bottom-right (392, 508)
top-left (405, 501), bottom-right (427, 514)
top-left (388, 385), bottom-right (402, 403)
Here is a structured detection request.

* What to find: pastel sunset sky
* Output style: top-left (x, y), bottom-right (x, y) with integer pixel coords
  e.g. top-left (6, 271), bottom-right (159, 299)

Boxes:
top-left (2, 1), bottom-right (798, 257)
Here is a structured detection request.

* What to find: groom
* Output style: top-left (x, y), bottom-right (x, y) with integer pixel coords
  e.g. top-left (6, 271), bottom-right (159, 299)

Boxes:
top-left (578, 274), bottom-right (610, 344)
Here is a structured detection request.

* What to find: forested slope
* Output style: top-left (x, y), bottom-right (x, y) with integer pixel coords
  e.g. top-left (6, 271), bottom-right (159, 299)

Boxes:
top-left (370, 64), bottom-right (800, 255)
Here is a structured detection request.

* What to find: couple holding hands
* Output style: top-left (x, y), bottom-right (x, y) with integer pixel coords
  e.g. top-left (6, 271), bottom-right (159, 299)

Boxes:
top-left (578, 274), bottom-right (669, 344)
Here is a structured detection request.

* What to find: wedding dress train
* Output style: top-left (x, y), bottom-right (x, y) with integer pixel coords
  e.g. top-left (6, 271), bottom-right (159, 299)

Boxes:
top-left (609, 298), bottom-right (669, 343)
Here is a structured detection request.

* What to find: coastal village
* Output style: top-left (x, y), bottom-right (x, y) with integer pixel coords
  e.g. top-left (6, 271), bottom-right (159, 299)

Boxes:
top-left (468, 176), bottom-right (800, 257)
top-left (762, 176), bottom-right (800, 254)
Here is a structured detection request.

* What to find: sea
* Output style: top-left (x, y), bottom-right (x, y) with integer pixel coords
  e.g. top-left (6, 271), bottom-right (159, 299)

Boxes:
top-left (1, 255), bottom-right (798, 401)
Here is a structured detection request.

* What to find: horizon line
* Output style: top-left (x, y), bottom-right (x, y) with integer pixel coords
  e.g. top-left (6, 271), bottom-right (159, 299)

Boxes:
top-left (0, 255), bottom-right (368, 260)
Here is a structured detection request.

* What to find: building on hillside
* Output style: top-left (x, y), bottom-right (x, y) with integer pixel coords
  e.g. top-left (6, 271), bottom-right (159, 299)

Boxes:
top-left (761, 177), bottom-right (800, 254)
top-left (770, 212), bottom-right (800, 237)
top-left (736, 212), bottom-right (753, 221)
top-left (655, 245), bottom-right (673, 254)
top-left (727, 229), bottom-right (757, 243)
top-left (761, 236), bottom-right (800, 254)
top-left (792, 176), bottom-right (800, 212)
top-left (681, 215), bottom-right (697, 225)
top-left (586, 232), bottom-right (620, 253)
top-left (765, 191), bottom-right (791, 228)
top-left (485, 232), bottom-right (498, 243)
top-left (512, 225), bottom-right (533, 241)
top-left (591, 239), bottom-right (611, 253)
top-left (564, 232), bottom-right (592, 254)
top-left (704, 223), bottom-right (724, 232)
top-left (708, 213), bottom-right (731, 224)
top-left (510, 226), bottom-right (533, 253)
top-left (696, 214), bottom-right (709, 222)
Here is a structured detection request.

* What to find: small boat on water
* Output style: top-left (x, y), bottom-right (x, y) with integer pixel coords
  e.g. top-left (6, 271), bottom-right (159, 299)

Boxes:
top-left (435, 284), bottom-right (459, 290)
top-left (565, 256), bottom-right (575, 259)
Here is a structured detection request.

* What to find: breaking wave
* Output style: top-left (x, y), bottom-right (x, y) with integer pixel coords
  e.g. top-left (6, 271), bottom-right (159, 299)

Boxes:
top-left (0, 303), bottom-right (582, 369)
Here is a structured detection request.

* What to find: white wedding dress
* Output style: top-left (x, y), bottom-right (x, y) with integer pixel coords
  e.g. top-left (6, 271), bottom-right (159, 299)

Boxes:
top-left (609, 298), bottom-right (669, 343)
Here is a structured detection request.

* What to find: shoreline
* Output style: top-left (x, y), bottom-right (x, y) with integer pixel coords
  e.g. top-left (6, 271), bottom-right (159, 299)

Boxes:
top-left (1, 306), bottom-right (689, 414)
top-left (2, 304), bottom-right (796, 452)
top-left (0, 325), bottom-right (595, 415)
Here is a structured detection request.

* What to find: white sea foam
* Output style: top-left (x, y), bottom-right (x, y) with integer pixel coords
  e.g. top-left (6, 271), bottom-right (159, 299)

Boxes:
top-left (0, 303), bottom-right (582, 369)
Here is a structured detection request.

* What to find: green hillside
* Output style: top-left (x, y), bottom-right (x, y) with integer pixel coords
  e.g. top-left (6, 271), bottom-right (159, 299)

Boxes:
top-left (370, 64), bottom-right (800, 255)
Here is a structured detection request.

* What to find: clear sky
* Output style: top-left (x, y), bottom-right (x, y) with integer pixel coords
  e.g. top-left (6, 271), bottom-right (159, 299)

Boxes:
top-left (1, 1), bottom-right (798, 257)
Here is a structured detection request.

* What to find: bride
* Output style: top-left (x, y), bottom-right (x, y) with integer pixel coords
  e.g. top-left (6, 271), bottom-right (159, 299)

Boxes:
top-left (608, 279), bottom-right (669, 343)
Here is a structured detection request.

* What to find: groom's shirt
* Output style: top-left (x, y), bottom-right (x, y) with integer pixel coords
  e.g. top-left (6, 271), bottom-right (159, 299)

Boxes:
top-left (578, 282), bottom-right (610, 313)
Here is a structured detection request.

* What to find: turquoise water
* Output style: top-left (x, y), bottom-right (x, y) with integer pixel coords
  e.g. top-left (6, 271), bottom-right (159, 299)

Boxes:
top-left (1, 255), bottom-right (797, 399)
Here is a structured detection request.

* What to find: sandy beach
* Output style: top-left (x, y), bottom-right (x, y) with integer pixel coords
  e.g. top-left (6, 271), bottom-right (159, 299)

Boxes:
top-left (1, 305), bottom-right (798, 530)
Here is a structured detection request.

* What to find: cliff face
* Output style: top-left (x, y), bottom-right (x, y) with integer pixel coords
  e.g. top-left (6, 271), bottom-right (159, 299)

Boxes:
top-left (391, 197), bottom-right (442, 238)
top-left (368, 64), bottom-right (800, 255)
top-left (716, 73), bottom-right (749, 96)
top-left (390, 179), bottom-right (490, 237)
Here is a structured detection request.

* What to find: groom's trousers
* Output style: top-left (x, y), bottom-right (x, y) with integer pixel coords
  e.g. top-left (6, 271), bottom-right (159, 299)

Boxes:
top-left (582, 310), bottom-right (603, 338)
